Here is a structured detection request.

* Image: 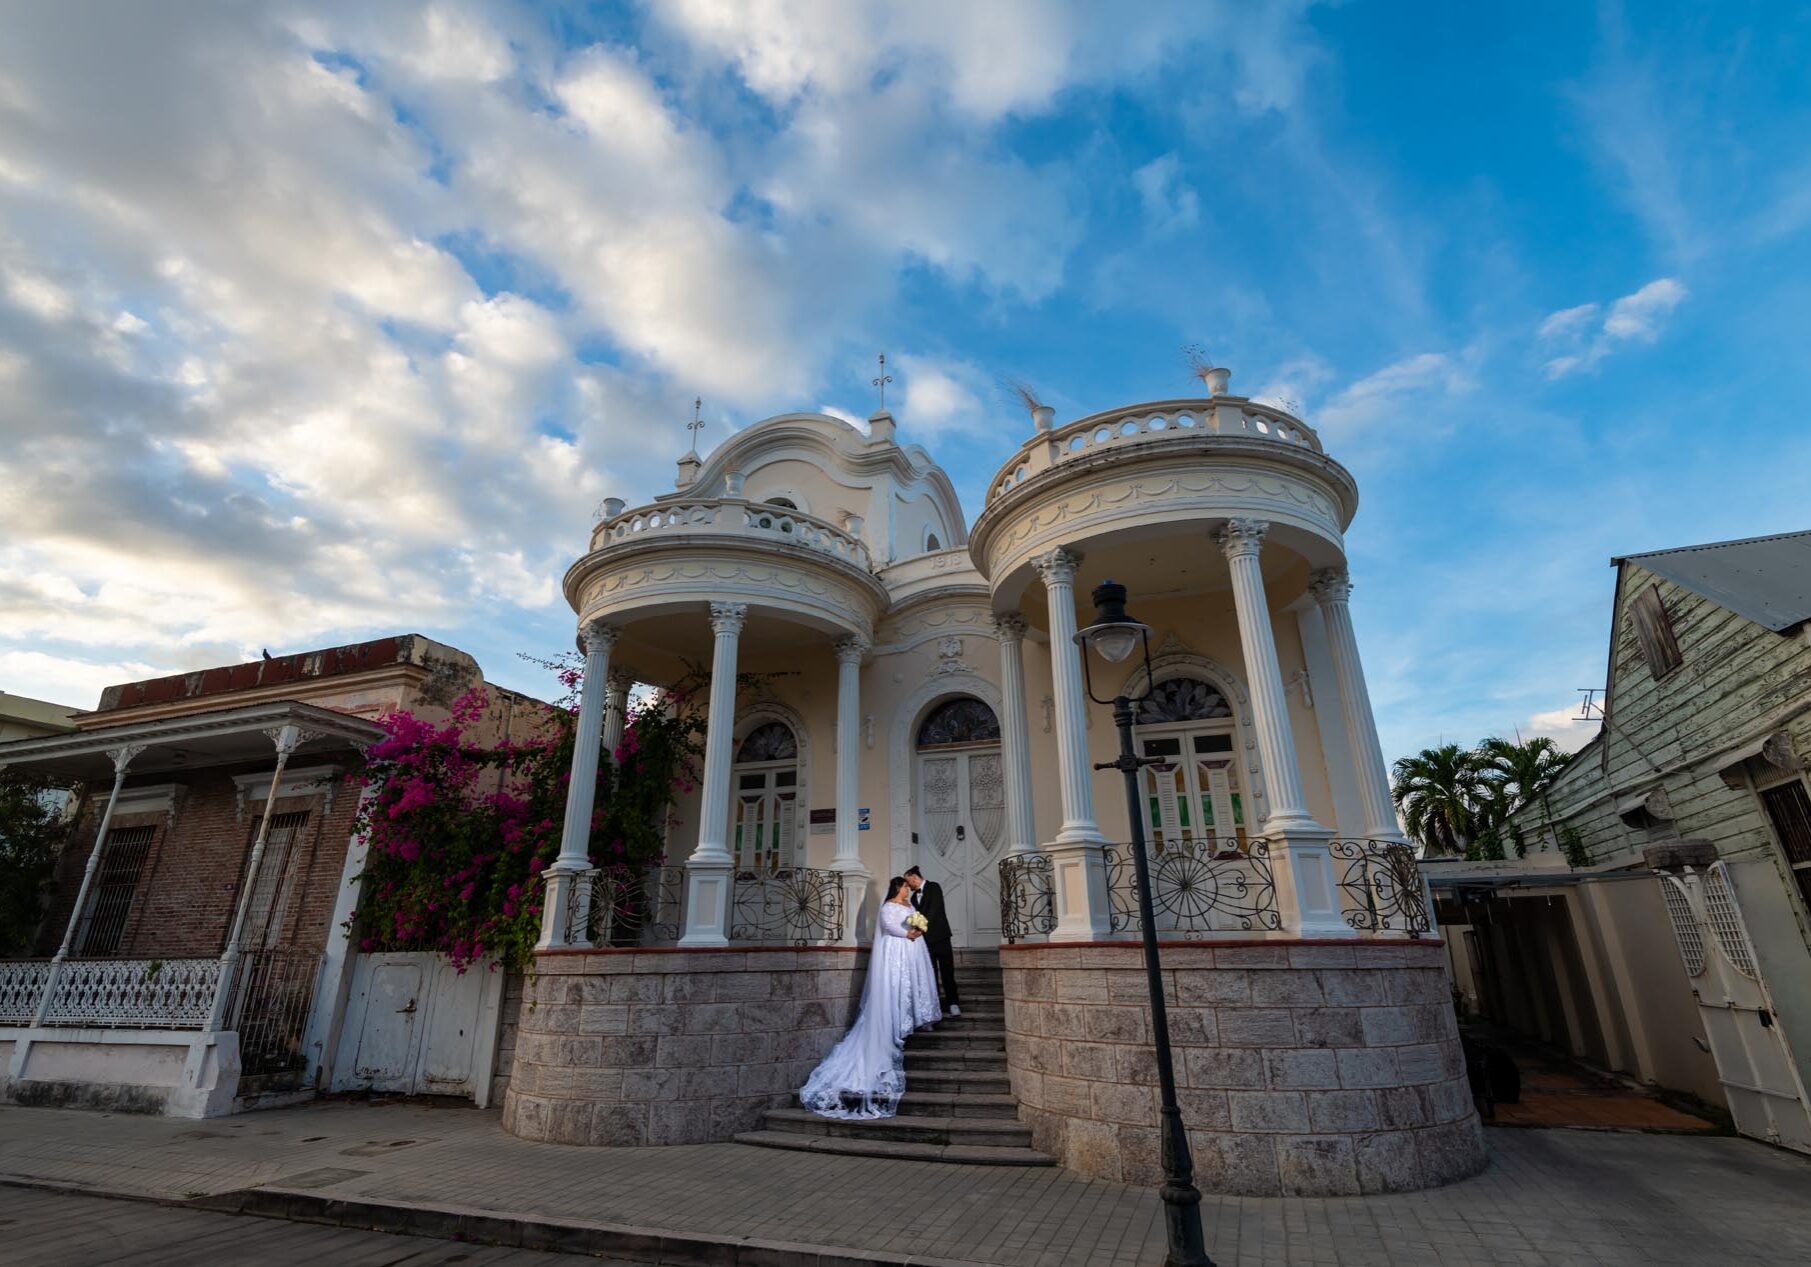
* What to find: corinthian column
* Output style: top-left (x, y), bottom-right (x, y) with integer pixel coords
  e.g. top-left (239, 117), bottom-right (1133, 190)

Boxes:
top-left (537, 619), bottom-right (617, 951)
top-left (1032, 548), bottom-right (1113, 941)
top-left (992, 613), bottom-right (1037, 856)
top-left (680, 602), bottom-right (746, 946)
top-left (600, 669), bottom-right (633, 765)
top-left (1218, 520), bottom-right (1345, 936)
top-left (831, 636), bottom-right (870, 944)
top-left (1310, 567), bottom-right (1405, 843)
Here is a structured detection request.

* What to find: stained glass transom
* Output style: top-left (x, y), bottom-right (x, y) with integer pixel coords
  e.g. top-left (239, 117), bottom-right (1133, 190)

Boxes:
top-left (1139, 677), bottom-right (1232, 724)
top-left (738, 722), bottom-right (797, 763)
top-left (917, 697), bottom-right (1001, 748)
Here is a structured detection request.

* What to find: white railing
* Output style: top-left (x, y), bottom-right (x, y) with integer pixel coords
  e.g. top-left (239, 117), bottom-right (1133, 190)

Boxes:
top-left (39, 957), bottom-right (222, 1029)
top-left (988, 398), bottom-right (1325, 504)
top-left (592, 499), bottom-right (873, 569)
top-left (0, 960), bottom-right (50, 1024)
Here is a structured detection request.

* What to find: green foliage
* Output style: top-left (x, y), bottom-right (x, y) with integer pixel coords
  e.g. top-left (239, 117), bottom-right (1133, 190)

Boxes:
top-left (1474, 825), bottom-right (1506, 862)
top-left (1560, 825), bottom-right (1591, 869)
top-left (1508, 821), bottom-right (1528, 858)
top-left (0, 770), bottom-right (75, 956)
top-left (1392, 735), bottom-right (1571, 857)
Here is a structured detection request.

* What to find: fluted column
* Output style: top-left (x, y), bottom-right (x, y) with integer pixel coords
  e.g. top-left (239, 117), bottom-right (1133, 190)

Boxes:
top-left (600, 669), bottom-right (633, 764)
top-left (1219, 520), bottom-right (1345, 936)
top-left (537, 620), bottom-right (617, 950)
top-left (680, 602), bottom-right (746, 946)
top-left (993, 613), bottom-right (1037, 856)
top-left (34, 743), bottom-right (143, 1024)
top-left (1310, 567), bottom-right (1404, 843)
top-left (1033, 548), bottom-right (1113, 941)
top-left (832, 636), bottom-right (870, 945)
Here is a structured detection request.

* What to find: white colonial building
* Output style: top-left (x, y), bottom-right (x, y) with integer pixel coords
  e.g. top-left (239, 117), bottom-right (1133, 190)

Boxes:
top-left (512, 373), bottom-right (1484, 1196)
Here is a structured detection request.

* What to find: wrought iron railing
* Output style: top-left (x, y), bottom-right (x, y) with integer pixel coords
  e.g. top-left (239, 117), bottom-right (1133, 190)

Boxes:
top-left (1106, 837), bottom-right (1282, 936)
top-left (729, 867), bottom-right (844, 944)
top-left (999, 853), bottom-right (1057, 944)
top-left (0, 959), bottom-right (50, 1024)
top-left (1331, 839), bottom-right (1430, 934)
top-left (39, 956), bottom-right (221, 1029)
top-left (231, 947), bottom-right (323, 1077)
top-left (567, 864), bottom-right (685, 946)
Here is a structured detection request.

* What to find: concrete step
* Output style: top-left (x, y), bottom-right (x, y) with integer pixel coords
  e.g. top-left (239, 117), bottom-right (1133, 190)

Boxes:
top-left (907, 1027), bottom-right (1007, 1051)
top-left (903, 1068), bottom-right (1013, 1096)
top-left (733, 1130), bottom-right (1056, 1167)
top-left (906, 1049), bottom-right (1009, 1073)
top-left (759, 1108), bottom-right (1035, 1149)
top-left (897, 1090), bottom-right (1022, 1119)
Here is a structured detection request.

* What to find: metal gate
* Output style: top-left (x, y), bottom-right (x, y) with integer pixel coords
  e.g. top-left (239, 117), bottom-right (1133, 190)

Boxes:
top-left (1656, 862), bottom-right (1811, 1151)
top-left (331, 952), bottom-right (505, 1106)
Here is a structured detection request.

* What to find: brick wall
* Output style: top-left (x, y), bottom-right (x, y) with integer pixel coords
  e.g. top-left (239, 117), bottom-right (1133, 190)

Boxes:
top-left (504, 947), bottom-right (866, 1146)
top-left (1002, 940), bottom-right (1487, 1196)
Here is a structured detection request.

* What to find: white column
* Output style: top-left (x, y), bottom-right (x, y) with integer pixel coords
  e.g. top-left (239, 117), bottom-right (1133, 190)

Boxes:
top-left (537, 620), bottom-right (617, 951)
top-left (1218, 519), bottom-right (1345, 936)
top-left (33, 743), bottom-right (144, 1024)
top-left (680, 601), bottom-right (746, 946)
top-left (993, 613), bottom-right (1037, 856)
top-left (1310, 567), bottom-right (1406, 843)
top-left (832, 636), bottom-right (870, 945)
top-left (600, 669), bottom-right (633, 765)
top-left (1032, 548), bottom-right (1113, 941)
top-left (207, 723), bottom-right (309, 1030)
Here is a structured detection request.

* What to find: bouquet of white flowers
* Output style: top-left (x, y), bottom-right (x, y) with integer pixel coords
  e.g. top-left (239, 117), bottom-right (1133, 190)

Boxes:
top-left (905, 911), bottom-right (930, 934)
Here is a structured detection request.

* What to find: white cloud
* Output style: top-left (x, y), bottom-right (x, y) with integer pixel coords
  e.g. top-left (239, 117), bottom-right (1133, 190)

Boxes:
top-left (1132, 154), bottom-right (1200, 235)
top-left (1539, 277), bottom-right (1687, 378)
top-left (895, 355), bottom-right (991, 439)
top-left (1315, 352), bottom-right (1475, 435)
top-left (1525, 705), bottom-right (1601, 754)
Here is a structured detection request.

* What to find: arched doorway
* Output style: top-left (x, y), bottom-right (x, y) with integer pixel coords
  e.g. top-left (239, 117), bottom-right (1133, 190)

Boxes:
top-left (1136, 676), bottom-right (1249, 855)
top-left (913, 696), bottom-right (1005, 946)
top-left (731, 720), bottom-right (800, 871)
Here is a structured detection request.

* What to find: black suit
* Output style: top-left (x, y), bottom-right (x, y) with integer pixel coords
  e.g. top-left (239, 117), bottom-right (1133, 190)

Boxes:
top-left (912, 881), bottom-right (960, 1010)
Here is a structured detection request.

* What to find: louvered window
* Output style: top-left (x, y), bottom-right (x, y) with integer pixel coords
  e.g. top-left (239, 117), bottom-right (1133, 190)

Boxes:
top-left (243, 811), bottom-right (310, 947)
top-left (1630, 584), bottom-right (1683, 679)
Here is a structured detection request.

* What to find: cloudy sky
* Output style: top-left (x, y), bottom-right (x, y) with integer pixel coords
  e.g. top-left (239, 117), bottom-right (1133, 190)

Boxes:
top-left (3, 1), bottom-right (1809, 763)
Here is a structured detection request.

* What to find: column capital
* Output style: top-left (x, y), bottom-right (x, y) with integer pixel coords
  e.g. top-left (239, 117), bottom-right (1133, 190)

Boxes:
top-left (260, 725), bottom-right (315, 758)
top-left (105, 743), bottom-right (147, 775)
top-left (606, 667), bottom-right (636, 693)
top-left (834, 635), bottom-right (868, 666)
top-left (992, 612), bottom-right (1029, 643)
top-left (1217, 518), bottom-right (1270, 560)
top-left (1031, 547), bottom-right (1080, 586)
top-left (1309, 566), bottom-right (1353, 604)
top-left (580, 619), bottom-right (621, 654)
top-left (708, 601), bottom-right (749, 637)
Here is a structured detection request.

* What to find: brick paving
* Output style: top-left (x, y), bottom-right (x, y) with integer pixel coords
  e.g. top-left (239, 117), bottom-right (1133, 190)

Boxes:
top-left (4, 1099), bottom-right (1811, 1264)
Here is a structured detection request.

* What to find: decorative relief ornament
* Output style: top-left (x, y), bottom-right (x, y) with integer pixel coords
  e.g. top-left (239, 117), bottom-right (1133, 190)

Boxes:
top-left (1040, 696), bottom-right (1054, 733)
top-left (1030, 547), bottom-right (1079, 586)
top-left (835, 636), bottom-right (869, 666)
top-left (580, 619), bottom-right (621, 654)
top-left (934, 635), bottom-right (973, 675)
top-left (1308, 567), bottom-right (1353, 604)
top-left (992, 612), bottom-right (1029, 642)
top-left (708, 601), bottom-right (749, 636)
top-left (1217, 518), bottom-right (1270, 559)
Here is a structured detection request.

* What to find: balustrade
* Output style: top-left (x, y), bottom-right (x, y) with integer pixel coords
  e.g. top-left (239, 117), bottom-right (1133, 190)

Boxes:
top-left (0, 960), bottom-right (49, 1024)
top-left (565, 864), bottom-right (686, 946)
top-left (1330, 839), bottom-right (1431, 934)
top-left (592, 498), bottom-right (873, 569)
top-left (729, 866), bottom-right (845, 945)
top-left (38, 957), bottom-right (221, 1029)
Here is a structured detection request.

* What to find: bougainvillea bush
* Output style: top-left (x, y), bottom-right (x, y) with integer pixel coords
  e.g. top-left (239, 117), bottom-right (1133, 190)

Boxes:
top-left (348, 660), bottom-right (707, 970)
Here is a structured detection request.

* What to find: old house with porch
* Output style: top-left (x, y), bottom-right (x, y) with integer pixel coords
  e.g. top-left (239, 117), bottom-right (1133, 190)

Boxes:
top-left (0, 636), bottom-right (545, 1116)
top-left (1426, 530), bottom-right (1811, 1154)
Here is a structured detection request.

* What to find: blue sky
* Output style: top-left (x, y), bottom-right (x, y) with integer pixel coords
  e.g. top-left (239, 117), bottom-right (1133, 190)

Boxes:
top-left (1, 1), bottom-right (1808, 764)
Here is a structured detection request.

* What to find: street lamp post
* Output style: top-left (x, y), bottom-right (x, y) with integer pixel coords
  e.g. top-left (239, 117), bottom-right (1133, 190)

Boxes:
top-left (1074, 579), bottom-right (1213, 1267)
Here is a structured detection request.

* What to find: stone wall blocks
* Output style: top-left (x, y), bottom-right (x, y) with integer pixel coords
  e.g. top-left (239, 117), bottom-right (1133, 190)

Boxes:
top-left (1213, 945), bottom-right (1291, 969)
top-left (1081, 947), bottom-right (1145, 970)
top-left (1356, 1130), bottom-right (1423, 1194)
top-left (1114, 1044), bottom-right (1160, 1087)
top-left (1424, 1076), bottom-right (1475, 1124)
top-left (1228, 1090), bottom-right (1310, 1133)
top-left (577, 978), bottom-right (617, 1005)
top-left (1165, 1007), bottom-right (1217, 1047)
top-left (534, 955), bottom-right (588, 976)
top-left (565, 1067), bottom-right (625, 1097)
top-left (578, 1005), bottom-right (629, 1035)
top-left (1377, 1085), bottom-right (1431, 1129)
top-left (1175, 1088), bottom-right (1232, 1131)
top-left (662, 974), bottom-right (715, 1005)
top-left (713, 1032), bottom-right (773, 1065)
top-left (1305, 1089), bottom-right (1380, 1132)
top-left (711, 1098), bottom-right (768, 1138)
top-left (1084, 1007), bottom-right (1149, 1044)
top-left (1351, 943), bottom-right (1442, 969)
top-left (1248, 969), bottom-right (1325, 1007)
top-left (1415, 1118), bottom-right (1489, 1182)
top-left (1335, 1047), bottom-right (1400, 1088)
top-left (596, 1036), bottom-right (659, 1067)
top-left (791, 999), bottom-right (834, 1031)
top-left (1020, 968), bottom-right (1054, 1001)
top-left (1215, 1007), bottom-right (1297, 1047)
top-left (1108, 970), bottom-right (1174, 1005)
top-left (1092, 1082), bottom-right (1157, 1125)
top-left (683, 1003), bottom-right (743, 1035)
top-left (1264, 1049), bottom-right (1338, 1090)
top-left (1009, 1067), bottom-right (1043, 1106)
top-left (649, 1100), bottom-right (713, 1146)
top-left (608, 975), bottom-right (662, 1005)
top-left (655, 1035), bottom-right (713, 1067)
top-left (1114, 1124), bottom-right (1164, 1188)
top-left (1196, 1133), bottom-right (1280, 1197)
top-left (1276, 1135), bottom-right (1359, 1197)
top-left (1054, 969), bottom-right (1109, 1003)
top-left (1359, 1006), bottom-right (1420, 1047)
top-left (1384, 969), bottom-right (1452, 1006)
top-left (1183, 1048), bottom-right (1266, 1090)
top-left (1295, 1008), bottom-right (1364, 1048)
top-left (714, 972), bottom-right (774, 1002)
top-left (548, 1036), bottom-right (603, 1067)
top-left (1318, 970), bottom-right (1389, 1007)
top-left (1392, 1043), bottom-right (1449, 1085)
top-left (1063, 1042), bottom-right (1118, 1081)
top-left (680, 1066), bottom-right (742, 1100)
top-left (628, 1005), bottom-right (685, 1037)
top-left (1286, 945), bottom-right (1356, 969)
top-left (544, 1098), bottom-right (592, 1145)
top-left (1177, 969), bottom-right (1249, 1006)
top-left (1041, 1074), bottom-right (1093, 1118)
top-left (622, 1068), bottom-right (681, 1100)
top-left (1063, 1118), bottom-right (1123, 1182)
top-left (1044, 1002), bottom-right (1084, 1035)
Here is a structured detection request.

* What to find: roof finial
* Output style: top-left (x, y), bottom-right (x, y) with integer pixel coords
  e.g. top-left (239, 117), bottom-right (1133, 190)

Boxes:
top-left (686, 396), bottom-right (705, 456)
top-left (872, 353), bottom-right (893, 411)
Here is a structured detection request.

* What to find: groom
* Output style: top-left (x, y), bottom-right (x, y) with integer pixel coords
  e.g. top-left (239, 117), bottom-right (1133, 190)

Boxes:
top-left (904, 867), bottom-right (960, 1016)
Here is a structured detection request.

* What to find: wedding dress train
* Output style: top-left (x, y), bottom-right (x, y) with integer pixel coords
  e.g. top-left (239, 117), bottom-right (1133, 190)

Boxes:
top-left (798, 900), bottom-right (942, 1119)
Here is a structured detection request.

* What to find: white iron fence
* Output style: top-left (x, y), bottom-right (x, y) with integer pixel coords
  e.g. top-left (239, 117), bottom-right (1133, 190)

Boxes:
top-left (39, 956), bottom-right (222, 1028)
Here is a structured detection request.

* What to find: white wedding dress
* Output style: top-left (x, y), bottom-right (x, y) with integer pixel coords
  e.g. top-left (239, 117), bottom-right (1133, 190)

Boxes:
top-left (799, 899), bottom-right (943, 1119)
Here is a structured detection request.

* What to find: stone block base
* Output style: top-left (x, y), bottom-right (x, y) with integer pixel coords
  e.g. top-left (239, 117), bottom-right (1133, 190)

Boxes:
top-left (502, 946), bottom-right (865, 1146)
top-left (1001, 940), bottom-right (1487, 1195)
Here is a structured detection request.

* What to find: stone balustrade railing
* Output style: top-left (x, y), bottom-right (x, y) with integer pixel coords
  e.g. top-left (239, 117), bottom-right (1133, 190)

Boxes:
top-left (591, 498), bottom-right (873, 570)
top-left (988, 397), bottom-right (1325, 505)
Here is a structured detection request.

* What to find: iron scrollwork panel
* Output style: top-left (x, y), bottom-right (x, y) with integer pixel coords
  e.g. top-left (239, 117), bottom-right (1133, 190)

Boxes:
top-left (572, 864), bottom-right (685, 946)
top-left (999, 853), bottom-right (1057, 944)
top-left (730, 867), bottom-right (845, 945)
top-left (1331, 840), bottom-right (1430, 934)
top-left (1105, 838), bottom-right (1282, 936)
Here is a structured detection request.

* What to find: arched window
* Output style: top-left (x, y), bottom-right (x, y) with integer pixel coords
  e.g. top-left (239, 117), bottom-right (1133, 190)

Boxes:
top-left (765, 497), bottom-right (797, 511)
top-left (925, 531), bottom-right (941, 552)
top-left (1138, 677), bottom-right (1232, 724)
top-left (737, 721), bottom-right (797, 762)
top-left (916, 697), bottom-right (1001, 749)
top-left (732, 721), bottom-right (799, 871)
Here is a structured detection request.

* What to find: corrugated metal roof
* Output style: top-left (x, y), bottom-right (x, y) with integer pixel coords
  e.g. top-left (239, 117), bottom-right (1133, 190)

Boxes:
top-left (1615, 529), bottom-right (1811, 632)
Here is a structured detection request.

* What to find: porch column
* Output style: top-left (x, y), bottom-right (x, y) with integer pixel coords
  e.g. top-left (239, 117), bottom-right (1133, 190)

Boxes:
top-left (206, 723), bottom-right (309, 1031)
top-left (537, 619), bottom-right (618, 951)
top-left (1032, 548), bottom-right (1113, 941)
top-left (992, 613), bottom-right (1037, 856)
top-left (1218, 520), bottom-right (1345, 936)
top-left (600, 669), bottom-right (633, 765)
top-left (33, 743), bottom-right (145, 1025)
top-left (680, 602), bottom-right (746, 946)
top-left (1310, 566), bottom-right (1406, 843)
top-left (831, 636), bottom-right (870, 945)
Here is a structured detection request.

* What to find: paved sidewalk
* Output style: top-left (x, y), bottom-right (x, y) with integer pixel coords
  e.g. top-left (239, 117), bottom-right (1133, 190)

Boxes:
top-left (5, 1099), bottom-right (1811, 1265)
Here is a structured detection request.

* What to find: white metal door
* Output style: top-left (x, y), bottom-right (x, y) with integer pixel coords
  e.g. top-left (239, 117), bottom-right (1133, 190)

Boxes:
top-left (916, 747), bottom-right (1006, 947)
top-left (1657, 863), bottom-right (1811, 1152)
top-left (332, 952), bottom-right (504, 1105)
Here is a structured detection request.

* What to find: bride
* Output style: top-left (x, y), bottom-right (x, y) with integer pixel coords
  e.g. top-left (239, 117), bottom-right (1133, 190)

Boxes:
top-left (799, 875), bottom-right (943, 1119)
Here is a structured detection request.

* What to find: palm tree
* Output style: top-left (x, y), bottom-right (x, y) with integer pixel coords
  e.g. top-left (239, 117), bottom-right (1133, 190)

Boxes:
top-left (1476, 736), bottom-right (1568, 817)
top-left (1391, 743), bottom-right (1484, 857)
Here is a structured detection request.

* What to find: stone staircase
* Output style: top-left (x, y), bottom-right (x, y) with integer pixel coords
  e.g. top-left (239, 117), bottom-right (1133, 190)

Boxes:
top-left (735, 949), bottom-right (1055, 1165)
